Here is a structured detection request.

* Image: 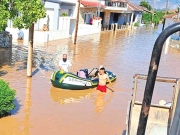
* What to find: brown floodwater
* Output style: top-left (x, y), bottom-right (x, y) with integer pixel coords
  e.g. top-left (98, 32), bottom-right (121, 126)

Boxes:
top-left (1, 25), bottom-right (180, 135)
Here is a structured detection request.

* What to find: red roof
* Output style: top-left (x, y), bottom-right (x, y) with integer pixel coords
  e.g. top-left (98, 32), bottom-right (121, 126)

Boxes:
top-left (112, 0), bottom-right (128, 2)
top-left (127, 1), bottom-right (143, 12)
top-left (164, 13), bottom-right (178, 19)
top-left (81, 0), bottom-right (105, 8)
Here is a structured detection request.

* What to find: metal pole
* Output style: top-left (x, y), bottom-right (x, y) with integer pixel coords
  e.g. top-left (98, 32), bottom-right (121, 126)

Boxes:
top-left (136, 22), bottom-right (180, 135)
top-left (73, 0), bottom-right (80, 44)
top-left (98, 0), bottom-right (100, 17)
top-left (162, 0), bottom-right (168, 31)
top-left (165, 0), bottom-right (168, 15)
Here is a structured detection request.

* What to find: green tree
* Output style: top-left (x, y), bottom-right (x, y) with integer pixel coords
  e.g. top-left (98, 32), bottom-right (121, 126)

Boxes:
top-left (0, 0), bottom-right (18, 32)
top-left (12, 0), bottom-right (46, 29)
top-left (0, 2), bottom-right (9, 32)
top-left (11, 0), bottom-right (46, 77)
top-left (140, 0), bottom-right (152, 11)
top-left (142, 12), bottom-right (152, 23)
top-left (0, 79), bottom-right (16, 117)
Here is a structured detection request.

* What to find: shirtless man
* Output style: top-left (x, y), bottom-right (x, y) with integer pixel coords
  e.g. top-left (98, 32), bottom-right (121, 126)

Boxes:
top-left (96, 67), bottom-right (114, 92)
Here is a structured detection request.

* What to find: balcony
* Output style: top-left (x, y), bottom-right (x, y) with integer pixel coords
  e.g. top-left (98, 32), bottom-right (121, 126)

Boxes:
top-left (100, 1), bottom-right (128, 11)
top-left (105, 1), bottom-right (127, 8)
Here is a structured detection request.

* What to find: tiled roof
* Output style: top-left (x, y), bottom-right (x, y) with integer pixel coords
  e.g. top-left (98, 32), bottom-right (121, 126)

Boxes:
top-left (163, 9), bottom-right (178, 14)
top-left (164, 13), bottom-right (178, 19)
top-left (112, 0), bottom-right (128, 2)
top-left (127, 1), bottom-right (143, 12)
top-left (81, 0), bottom-right (105, 8)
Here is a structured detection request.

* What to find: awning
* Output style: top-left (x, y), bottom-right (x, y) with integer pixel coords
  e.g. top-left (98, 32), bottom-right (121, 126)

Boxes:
top-left (81, 0), bottom-right (105, 8)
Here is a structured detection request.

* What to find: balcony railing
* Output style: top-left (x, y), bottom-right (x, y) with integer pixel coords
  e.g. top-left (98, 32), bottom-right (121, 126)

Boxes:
top-left (105, 1), bottom-right (127, 8)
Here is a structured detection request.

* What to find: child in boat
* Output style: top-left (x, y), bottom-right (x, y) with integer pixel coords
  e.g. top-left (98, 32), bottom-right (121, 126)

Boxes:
top-left (95, 67), bottom-right (114, 93)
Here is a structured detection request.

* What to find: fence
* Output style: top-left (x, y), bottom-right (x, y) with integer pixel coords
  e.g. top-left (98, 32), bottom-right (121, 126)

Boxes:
top-left (101, 23), bottom-right (129, 31)
top-left (126, 74), bottom-right (180, 135)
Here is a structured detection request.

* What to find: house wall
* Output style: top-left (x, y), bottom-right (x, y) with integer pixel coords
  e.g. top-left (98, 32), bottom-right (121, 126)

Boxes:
top-left (60, 9), bottom-right (69, 16)
top-left (164, 18), bottom-right (175, 29)
top-left (109, 13), bottom-right (132, 25)
top-left (103, 11), bottom-right (110, 26)
top-left (133, 11), bottom-right (142, 24)
top-left (35, 2), bottom-right (77, 31)
top-left (79, 7), bottom-right (97, 24)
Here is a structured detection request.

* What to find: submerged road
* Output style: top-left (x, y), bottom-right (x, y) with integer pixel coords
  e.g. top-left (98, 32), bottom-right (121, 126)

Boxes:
top-left (0, 25), bottom-right (180, 135)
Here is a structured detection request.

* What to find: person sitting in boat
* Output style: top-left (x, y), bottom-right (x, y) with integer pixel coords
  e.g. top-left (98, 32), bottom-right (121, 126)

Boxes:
top-left (94, 67), bottom-right (114, 93)
top-left (59, 54), bottom-right (73, 72)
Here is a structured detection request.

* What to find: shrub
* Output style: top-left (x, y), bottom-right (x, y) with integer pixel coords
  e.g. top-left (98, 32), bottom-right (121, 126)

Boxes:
top-left (134, 22), bottom-right (139, 27)
top-left (61, 13), bottom-right (68, 17)
top-left (0, 79), bottom-right (16, 117)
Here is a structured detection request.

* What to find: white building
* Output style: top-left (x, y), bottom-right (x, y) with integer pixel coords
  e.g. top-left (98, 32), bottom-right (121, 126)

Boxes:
top-left (6, 0), bottom-right (102, 45)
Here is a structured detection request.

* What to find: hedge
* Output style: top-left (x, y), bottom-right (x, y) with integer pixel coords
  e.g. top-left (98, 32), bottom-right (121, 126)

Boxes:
top-left (0, 79), bottom-right (16, 117)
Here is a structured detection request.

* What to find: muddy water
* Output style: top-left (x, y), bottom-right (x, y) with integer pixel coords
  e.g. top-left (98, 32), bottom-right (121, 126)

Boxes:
top-left (1, 25), bottom-right (180, 135)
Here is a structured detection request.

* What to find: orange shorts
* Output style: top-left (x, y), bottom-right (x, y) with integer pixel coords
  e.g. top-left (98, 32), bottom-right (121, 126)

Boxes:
top-left (97, 85), bottom-right (106, 92)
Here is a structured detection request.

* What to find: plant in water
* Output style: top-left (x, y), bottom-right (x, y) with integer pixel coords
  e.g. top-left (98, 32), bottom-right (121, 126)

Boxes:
top-left (134, 22), bottom-right (139, 27)
top-left (61, 13), bottom-right (68, 17)
top-left (0, 79), bottom-right (16, 117)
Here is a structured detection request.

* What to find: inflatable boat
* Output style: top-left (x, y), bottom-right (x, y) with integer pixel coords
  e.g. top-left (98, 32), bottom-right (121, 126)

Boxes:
top-left (50, 68), bottom-right (116, 90)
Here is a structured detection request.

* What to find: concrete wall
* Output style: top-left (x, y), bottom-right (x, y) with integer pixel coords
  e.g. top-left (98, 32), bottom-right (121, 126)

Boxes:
top-left (0, 31), bottom-right (12, 48)
top-left (103, 11), bottom-right (110, 26)
top-left (6, 23), bottom-right (101, 46)
top-left (164, 18), bottom-right (175, 29)
top-left (7, 1), bottom-right (77, 31)
top-left (5, 0), bottom-right (102, 45)
top-left (72, 24), bottom-right (101, 37)
top-left (109, 13), bottom-right (131, 25)
top-left (79, 7), bottom-right (97, 24)
top-left (133, 11), bottom-right (142, 24)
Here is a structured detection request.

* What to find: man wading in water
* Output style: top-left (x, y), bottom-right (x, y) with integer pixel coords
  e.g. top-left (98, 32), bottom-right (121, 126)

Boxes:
top-left (59, 54), bottom-right (73, 72)
top-left (93, 67), bottom-right (114, 92)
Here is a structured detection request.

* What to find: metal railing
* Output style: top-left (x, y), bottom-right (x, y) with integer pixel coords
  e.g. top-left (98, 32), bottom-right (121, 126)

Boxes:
top-left (136, 22), bottom-right (180, 135)
top-left (101, 23), bottom-right (129, 31)
top-left (127, 74), bottom-right (180, 135)
top-left (105, 1), bottom-right (127, 8)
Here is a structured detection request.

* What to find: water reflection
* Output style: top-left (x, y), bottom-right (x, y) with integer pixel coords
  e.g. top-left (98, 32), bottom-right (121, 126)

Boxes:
top-left (92, 91), bottom-right (114, 113)
top-left (23, 77), bottom-right (32, 135)
top-left (0, 78), bottom-right (31, 135)
top-left (50, 87), bottom-right (94, 105)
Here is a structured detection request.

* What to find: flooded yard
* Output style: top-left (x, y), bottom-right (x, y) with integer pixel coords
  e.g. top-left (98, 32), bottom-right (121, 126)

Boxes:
top-left (1, 25), bottom-right (180, 135)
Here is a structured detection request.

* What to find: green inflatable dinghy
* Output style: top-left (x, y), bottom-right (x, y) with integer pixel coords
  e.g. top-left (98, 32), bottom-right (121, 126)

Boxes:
top-left (50, 68), bottom-right (116, 90)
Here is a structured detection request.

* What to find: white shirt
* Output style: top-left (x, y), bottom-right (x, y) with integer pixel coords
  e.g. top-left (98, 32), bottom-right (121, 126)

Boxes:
top-left (59, 60), bottom-right (72, 72)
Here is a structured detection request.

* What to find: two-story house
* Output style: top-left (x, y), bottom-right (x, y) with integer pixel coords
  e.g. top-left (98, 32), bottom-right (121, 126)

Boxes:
top-left (79, 0), bottom-right (143, 28)
top-left (100, 0), bottom-right (143, 27)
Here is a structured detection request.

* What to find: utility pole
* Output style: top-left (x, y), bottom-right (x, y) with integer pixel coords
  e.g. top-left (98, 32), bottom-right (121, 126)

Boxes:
top-left (152, 0), bottom-right (156, 23)
top-left (165, 0), bottom-right (168, 15)
top-left (73, 0), bottom-right (80, 44)
top-left (162, 0), bottom-right (168, 31)
top-left (97, 0), bottom-right (100, 17)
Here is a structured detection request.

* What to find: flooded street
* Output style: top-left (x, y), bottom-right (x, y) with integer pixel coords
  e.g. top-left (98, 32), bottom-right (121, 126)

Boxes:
top-left (1, 25), bottom-right (180, 135)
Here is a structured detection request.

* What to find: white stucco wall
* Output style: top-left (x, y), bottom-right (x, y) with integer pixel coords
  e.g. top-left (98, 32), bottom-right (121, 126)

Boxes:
top-left (164, 18), bottom-right (175, 29)
top-left (35, 1), bottom-right (78, 31)
top-left (5, 0), bottom-right (101, 44)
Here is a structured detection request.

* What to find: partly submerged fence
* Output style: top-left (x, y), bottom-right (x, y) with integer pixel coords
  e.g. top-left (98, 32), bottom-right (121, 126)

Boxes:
top-left (101, 23), bottom-right (129, 31)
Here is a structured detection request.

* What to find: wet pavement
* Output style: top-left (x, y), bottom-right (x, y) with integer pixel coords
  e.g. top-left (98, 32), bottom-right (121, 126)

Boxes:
top-left (0, 25), bottom-right (180, 135)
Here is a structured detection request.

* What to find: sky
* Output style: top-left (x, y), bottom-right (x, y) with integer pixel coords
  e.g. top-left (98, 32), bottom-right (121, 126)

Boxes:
top-left (129, 0), bottom-right (180, 9)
